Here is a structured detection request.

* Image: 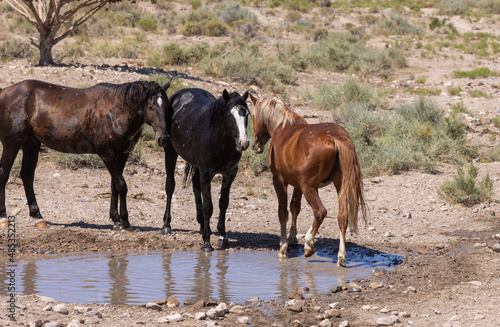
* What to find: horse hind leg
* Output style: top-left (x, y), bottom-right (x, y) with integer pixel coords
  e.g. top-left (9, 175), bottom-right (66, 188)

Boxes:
top-left (288, 187), bottom-right (302, 247)
top-left (272, 176), bottom-right (289, 259)
top-left (303, 187), bottom-right (327, 258)
top-left (20, 140), bottom-right (47, 227)
top-left (0, 142), bottom-right (22, 226)
top-left (334, 172), bottom-right (348, 268)
top-left (162, 144), bottom-right (178, 235)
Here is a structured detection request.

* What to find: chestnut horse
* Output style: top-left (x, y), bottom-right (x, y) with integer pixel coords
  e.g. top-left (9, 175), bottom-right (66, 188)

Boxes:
top-left (248, 93), bottom-right (367, 267)
top-left (0, 79), bottom-right (171, 229)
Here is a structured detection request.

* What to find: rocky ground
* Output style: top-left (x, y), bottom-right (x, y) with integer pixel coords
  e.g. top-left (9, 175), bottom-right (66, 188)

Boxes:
top-left (1, 4), bottom-right (500, 327)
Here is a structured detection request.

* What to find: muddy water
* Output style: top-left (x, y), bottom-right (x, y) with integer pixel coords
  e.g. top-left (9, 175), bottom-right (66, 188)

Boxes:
top-left (5, 248), bottom-right (401, 305)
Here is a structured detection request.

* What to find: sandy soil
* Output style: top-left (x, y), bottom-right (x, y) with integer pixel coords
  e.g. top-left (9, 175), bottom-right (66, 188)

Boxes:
top-left (1, 4), bottom-right (500, 327)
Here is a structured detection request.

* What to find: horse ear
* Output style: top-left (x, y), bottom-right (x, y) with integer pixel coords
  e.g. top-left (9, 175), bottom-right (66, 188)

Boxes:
top-left (248, 92), bottom-right (258, 105)
top-left (242, 90), bottom-right (249, 101)
top-left (223, 89), bottom-right (230, 101)
top-left (163, 77), bottom-right (172, 92)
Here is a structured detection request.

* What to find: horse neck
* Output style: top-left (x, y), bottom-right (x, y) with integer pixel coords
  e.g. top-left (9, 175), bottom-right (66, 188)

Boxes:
top-left (264, 109), bottom-right (306, 138)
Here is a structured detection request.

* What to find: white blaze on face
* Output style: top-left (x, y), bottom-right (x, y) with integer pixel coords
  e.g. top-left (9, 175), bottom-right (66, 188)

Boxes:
top-left (231, 106), bottom-right (249, 149)
top-left (157, 96), bottom-right (163, 108)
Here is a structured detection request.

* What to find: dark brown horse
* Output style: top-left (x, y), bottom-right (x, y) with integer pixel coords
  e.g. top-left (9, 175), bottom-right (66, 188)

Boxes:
top-left (248, 93), bottom-right (367, 267)
top-left (0, 79), bottom-right (171, 229)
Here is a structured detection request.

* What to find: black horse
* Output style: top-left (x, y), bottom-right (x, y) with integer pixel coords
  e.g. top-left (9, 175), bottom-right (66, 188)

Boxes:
top-left (162, 88), bottom-right (250, 251)
top-left (0, 79), bottom-right (171, 229)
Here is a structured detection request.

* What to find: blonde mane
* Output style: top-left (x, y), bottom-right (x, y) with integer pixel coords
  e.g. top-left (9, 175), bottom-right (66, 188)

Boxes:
top-left (252, 95), bottom-right (306, 131)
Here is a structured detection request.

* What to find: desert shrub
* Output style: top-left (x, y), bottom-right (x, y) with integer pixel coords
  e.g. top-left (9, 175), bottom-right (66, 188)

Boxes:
top-left (340, 97), bottom-right (467, 176)
top-left (136, 17), bottom-right (158, 32)
top-left (439, 163), bottom-right (493, 206)
top-left (436, 0), bottom-right (479, 15)
top-left (51, 152), bottom-right (106, 170)
top-left (0, 38), bottom-right (36, 61)
top-left (217, 1), bottom-right (257, 26)
top-left (448, 86), bottom-right (462, 96)
top-left (8, 15), bottom-right (35, 34)
top-left (283, 0), bottom-right (315, 12)
top-left (492, 116), bottom-right (500, 128)
top-left (91, 39), bottom-right (145, 59)
top-left (450, 102), bottom-right (468, 114)
top-left (314, 79), bottom-right (385, 112)
top-left (478, 0), bottom-right (500, 13)
top-left (293, 32), bottom-right (406, 78)
top-left (469, 90), bottom-right (491, 98)
top-left (453, 67), bottom-right (496, 79)
top-left (371, 15), bottom-right (424, 36)
top-left (201, 44), bottom-right (296, 92)
top-left (147, 42), bottom-right (221, 67)
top-left (180, 8), bottom-right (230, 37)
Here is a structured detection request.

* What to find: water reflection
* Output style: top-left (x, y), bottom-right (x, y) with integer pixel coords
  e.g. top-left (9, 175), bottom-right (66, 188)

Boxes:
top-left (4, 248), bottom-right (401, 305)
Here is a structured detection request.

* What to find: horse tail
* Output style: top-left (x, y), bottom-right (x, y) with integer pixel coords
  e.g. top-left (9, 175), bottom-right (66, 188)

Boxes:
top-left (334, 136), bottom-right (368, 234)
top-left (183, 163), bottom-right (196, 187)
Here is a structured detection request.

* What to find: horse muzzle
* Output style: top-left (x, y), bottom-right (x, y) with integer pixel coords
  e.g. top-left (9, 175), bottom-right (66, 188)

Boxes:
top-left (252, 142), bottom-right (263, 154)
top-left (156, 134), bottom-right (169, 148)
top-left (237, 138), bottom-right (250, 152)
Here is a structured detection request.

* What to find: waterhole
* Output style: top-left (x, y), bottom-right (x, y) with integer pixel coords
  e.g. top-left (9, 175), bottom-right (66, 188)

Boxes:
top-left (5, 248), bottom-right (401, 305)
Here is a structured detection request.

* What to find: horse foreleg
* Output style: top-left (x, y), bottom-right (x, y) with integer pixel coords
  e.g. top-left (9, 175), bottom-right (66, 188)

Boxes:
top-left (20, 140), bottom-right (46, 227)
top-left (217, 171), bottom-right (236, 249)
top-left (199, 172), bottom-right (214, 251)
top-left (288, 187), bottom-right (302, 247)
top-left (0, 143), bottom-right (21, 226)
top-left (191, 168), bottom-right (206, 233)
top-left (102, 154), bottom-right (130, 230)
top-left (273, 176), bottom-right (288, 259)
top-left (303, 187), bottom-right (327, 258)
top-left (162, 145), bottom-right (178, 235)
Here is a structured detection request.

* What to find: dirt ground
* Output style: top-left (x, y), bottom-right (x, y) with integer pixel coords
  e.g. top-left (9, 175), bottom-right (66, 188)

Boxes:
top-left (1, 4), bottom-right (500, 327)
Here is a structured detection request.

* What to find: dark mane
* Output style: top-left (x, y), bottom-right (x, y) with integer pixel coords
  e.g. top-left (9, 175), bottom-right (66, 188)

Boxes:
top-left (96, 81), bottom-right (162, 108)
top-left (209, 92), bottom-right (244, 126)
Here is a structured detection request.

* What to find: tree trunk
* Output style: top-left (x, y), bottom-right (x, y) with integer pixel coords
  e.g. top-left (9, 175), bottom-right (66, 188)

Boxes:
top-left (38, 35), bottom-right (55, 66)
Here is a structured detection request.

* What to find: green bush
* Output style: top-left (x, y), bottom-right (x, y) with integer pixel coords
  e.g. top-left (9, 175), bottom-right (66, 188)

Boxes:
top-left (0, 38), bottom-right (36, 62)
top-left (136, 18), bottom-right (158, 32)
top-left (453, 67), bottom-right (497, 79)
top-left (340, 97), bottom-right (467, 176)
top-left (292, 32), bottom-right (406, 78)
top-left (217, 1), bottom-right (257, 26)
top-left (314, 79), bottom-right (385, 112)
top-left (181, 19), bottom-right (229, 36)
top-left (371, 15), bottom-right (424, 36)
top-left (439, 163), bottom-right (493, 206)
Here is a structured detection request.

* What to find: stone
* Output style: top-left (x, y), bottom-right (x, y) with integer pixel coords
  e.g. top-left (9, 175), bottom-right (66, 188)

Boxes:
top-left (384, 231), bottom-right (395, 238)
top-left (206, 308), bottom-right (225, 319)
top-left (323, 309), bottom-right (341, 319)
top-left (286, 299), bottom-right (304, 312)
top-left (43, 322), bottom-right (59, 327)
top-left (146, 302), bottom-right (162, 311)
top-left (84, 310), bottom-right (102, 318)
top-left (229, 305), bottom-right (245, 314)
top-left (348, 287), bottom-right (361, 293)
top-left (204, 321), bottom-right (219, 326)
top-left (491, 243), bottom-right (500, 253)
top-left (216, 302), bottom-right (229, 313)
top-left (195, 312), bottom-right (207, 320)
top-left (406, 286), bottom-right (417, 293)
top-left (291, 320), bottom-right (303, 327)
top-left (362, 305), bottom-right (371, 310)
top-left (380, 307), bottom-right (390, 313)
top-left (329, 302), bottom-right (341, 310)
top-left (193, 299), bottom-right (205, 309)
top-left (339, 321), bottom-right (349, 327)
top-left (54, 304), bottom-right (69, 315)
top-left (369, 282), bottom-right (384, 289)
top-left (330, 286), bottom-right (342, 293)
top-left (246, 297), bottom-right (259, 303)
top-left (67, 320), bottom-right (83, 327)
top-left (319, 319), bottom-right (332, 327)
top-left (289, 289), bottom-right (305, 299)
top-left (389, 315), bottom-right (400, 323)
top-left (493, 234), bottom-right (500, 240)
top-left (167, 295), bottom-right (180, 308)
top-left (469, 281), bottom-right (482, 286)
top-left (372, 268), bottom-right (388, 276)
top-left (238, 316), bottom-right (250, 324)
top-left (38, 295), bottom-right (56, 303)
top-left (157, 317), bottom-right (169, 323)
top-left (74, 306), bottom-right (91, 313)
top-left (474, 313), bottom-right (485, 320)
top-left (398, 311), bottom-right (410, 318)
top-left (166, 313), bottom-right (184, 322)
top-left (43, 304), bottom-right (52, 311)
top-left (377, 317), bottom-right (394, 326)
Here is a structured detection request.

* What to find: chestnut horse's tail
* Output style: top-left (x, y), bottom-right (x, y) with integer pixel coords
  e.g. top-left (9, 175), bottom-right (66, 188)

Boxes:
top-left (334, 137), bottom-right (368, 234)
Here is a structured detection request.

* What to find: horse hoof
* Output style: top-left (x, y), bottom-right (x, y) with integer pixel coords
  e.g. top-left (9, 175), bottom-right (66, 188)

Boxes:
top-left (218, 237), bottom-right (229, 249)
top-left (278, 252), bottom-right (288, 259)
top-left (35, 219), bottom-right (48, 228)
top-left (201, 243), bottom-right (214, 252)
top-left (112, 224), bottom-right (122, 231)
top-left (161, 227), bottom-right (172, 235)
top-left (0, 219), bottom-right (8, 227)
top-left (304, 248), bottom-right (316, 257)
